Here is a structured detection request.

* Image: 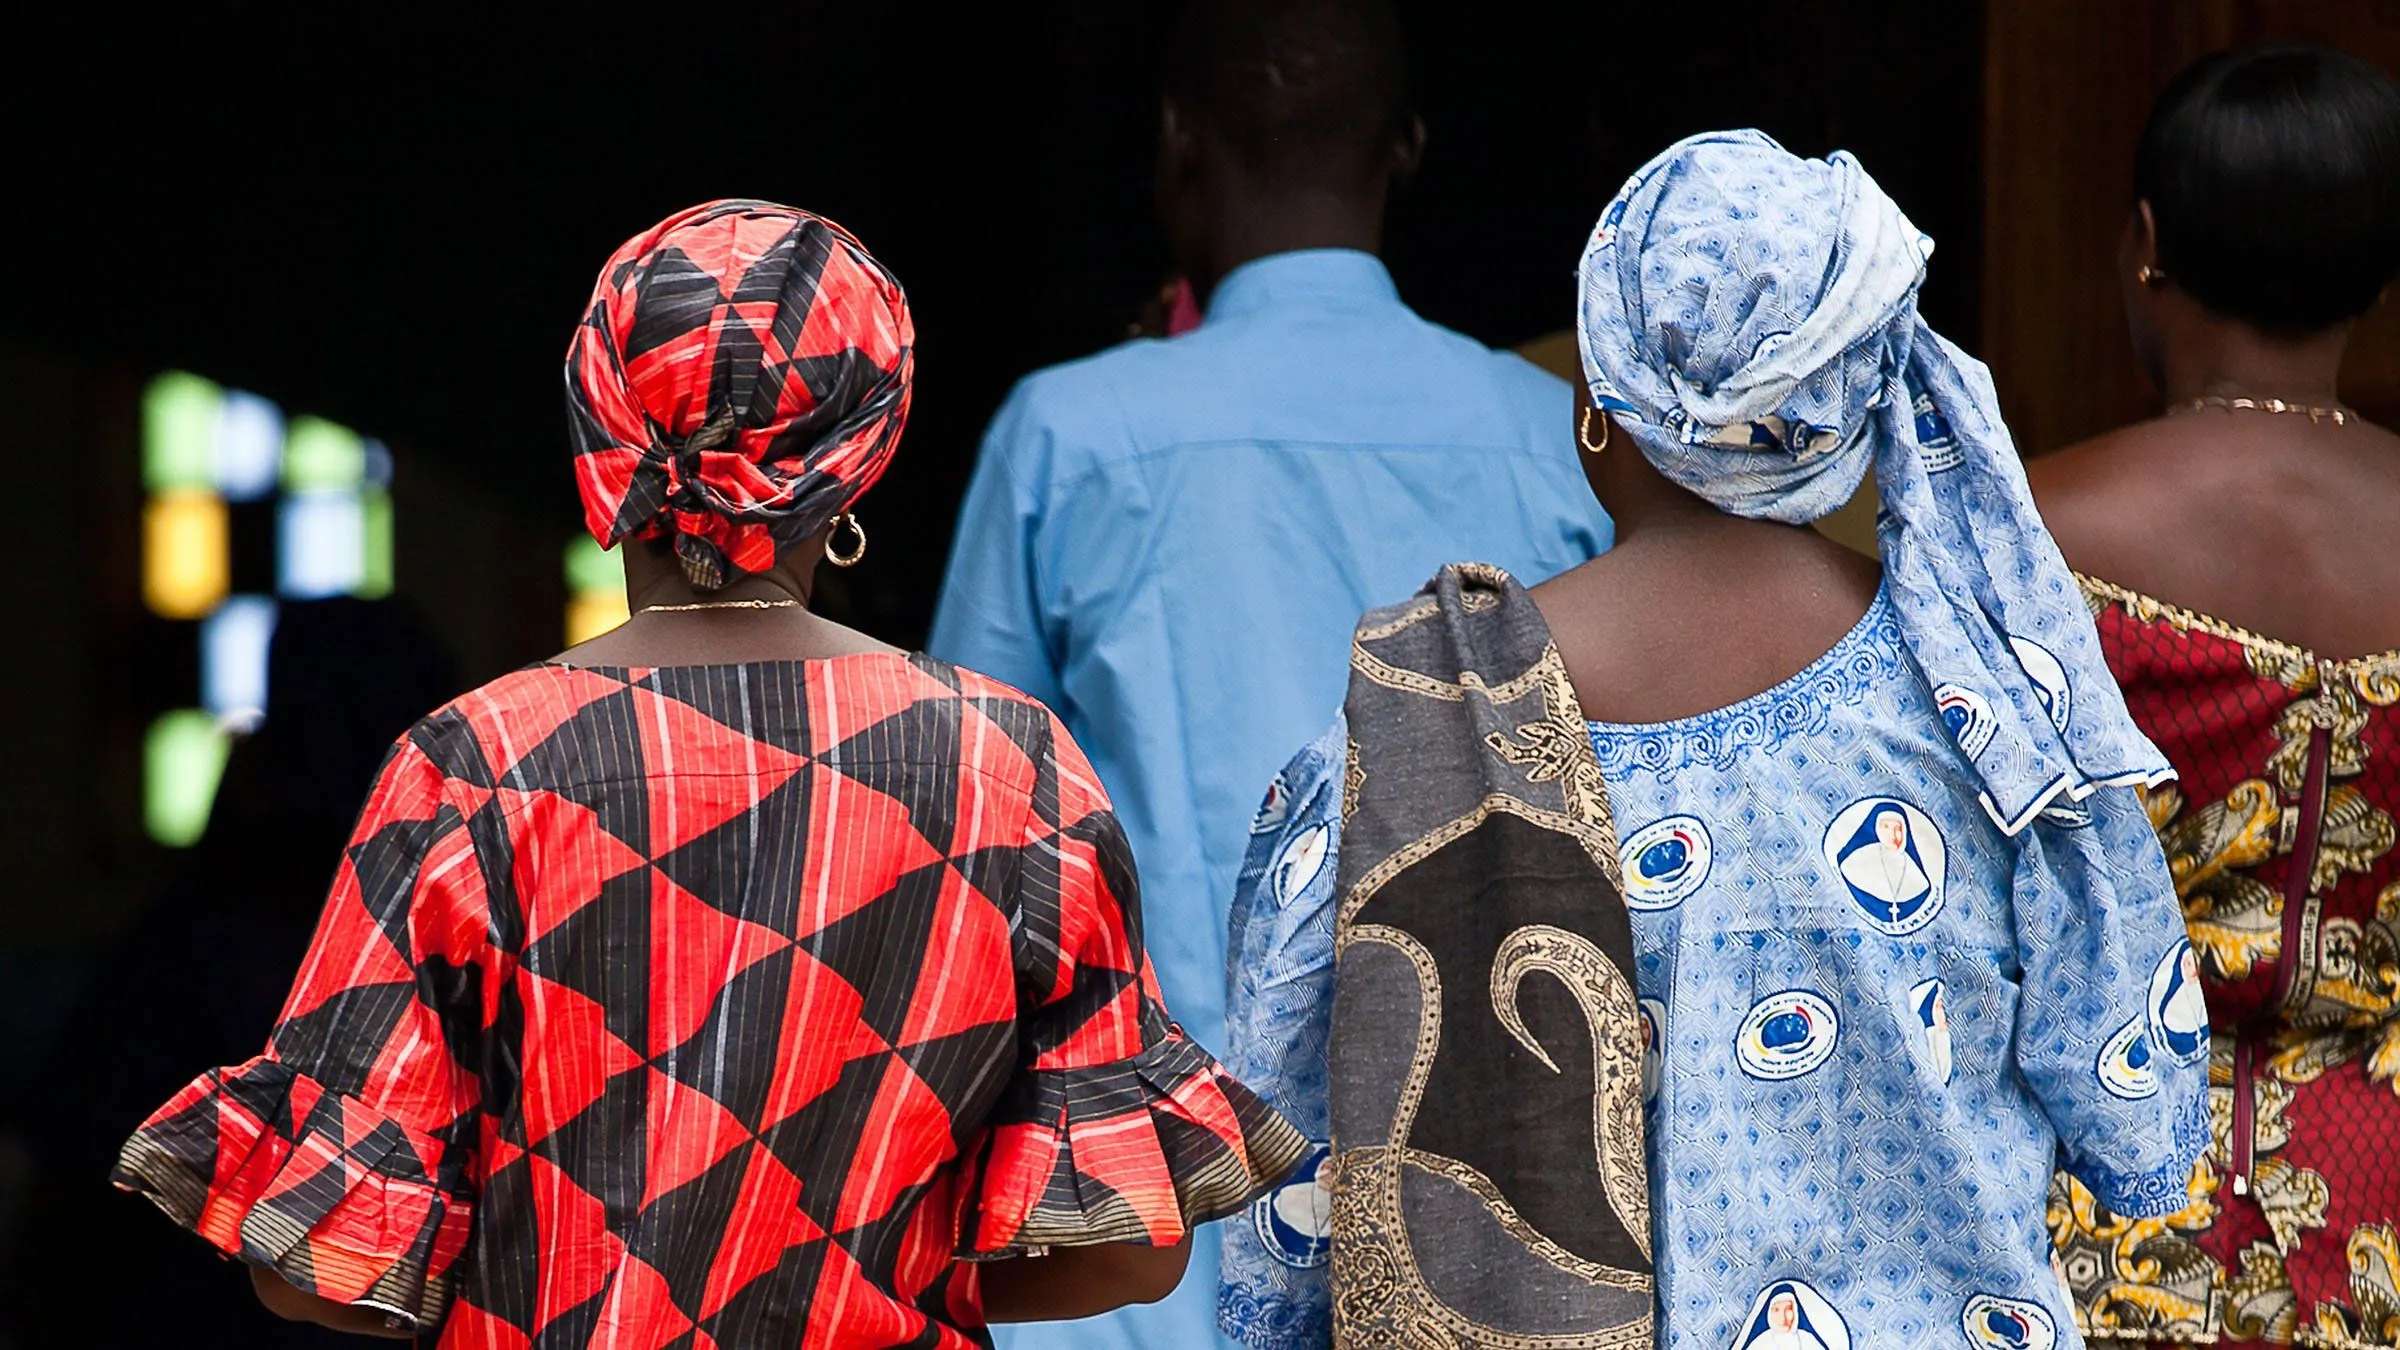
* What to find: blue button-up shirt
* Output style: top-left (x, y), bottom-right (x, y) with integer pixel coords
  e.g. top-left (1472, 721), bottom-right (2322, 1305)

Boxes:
top-left (929, 248), bottom-right (1610, 1350)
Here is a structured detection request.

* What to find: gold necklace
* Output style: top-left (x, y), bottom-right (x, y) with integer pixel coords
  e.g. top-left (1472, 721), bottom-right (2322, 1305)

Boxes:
top-left (2172, 394), bottom-right (2352, 426)
top-left (637, 598), bottom-right (804, 614)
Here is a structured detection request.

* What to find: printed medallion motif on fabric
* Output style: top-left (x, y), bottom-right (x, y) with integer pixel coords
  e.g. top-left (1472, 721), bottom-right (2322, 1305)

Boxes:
top-left (1218, 575), bottom-right (2206, 1348)
top-left (2051, 578), bottom-right (2400, 1347)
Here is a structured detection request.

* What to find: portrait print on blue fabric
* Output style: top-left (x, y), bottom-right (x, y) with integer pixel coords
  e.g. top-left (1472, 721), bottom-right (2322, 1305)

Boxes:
top-left (1638, 996), bottom-right (1666, 1107)
top-left (1737, 991), bottom-right (1839, 1081)
top-left (1908, 977), bottom-right (1953, 1086)
top-left (1962, 1293), bottom-right (2059, 1350)
top-left (2147, 940), bottom-right (2210, 1066)
top-left (1734, 1279), bottom-right (1851, 1350)
top-left (1822, 798), bottom-right (1947, 934)
top-left (2096, 1015), bottom-right (2160, 1100)
top-left (1248, 1143), bottom-right (1333, 1269)
top-left (1622, 814), bottom-right (1713, 910)
top-left (1272, 823), bottom-right (1331, 907)
top-left (2008, 635), bottom-right (2074, 735)
top-left (1934, 683), bottom-right (1997, 759)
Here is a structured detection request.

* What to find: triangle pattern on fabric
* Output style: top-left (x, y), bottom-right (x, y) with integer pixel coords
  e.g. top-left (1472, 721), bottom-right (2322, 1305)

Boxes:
top-left (645, 864), bottom-right (793, 1060)
top-left (804, 859), bottom-right (951, 1051)
top-left (524, 863), bottom-right (654, 1058)
top-left (697, 1142), bottom-right (821, 1323)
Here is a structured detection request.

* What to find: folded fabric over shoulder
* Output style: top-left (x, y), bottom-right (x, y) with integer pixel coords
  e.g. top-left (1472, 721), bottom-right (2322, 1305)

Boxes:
top-left (1319, 563), bottom-right (1654, 1347)
top-left (1576, 129), bottom-right (2172, 831)
top-left (111, 1054), bottom-right (472, 1332)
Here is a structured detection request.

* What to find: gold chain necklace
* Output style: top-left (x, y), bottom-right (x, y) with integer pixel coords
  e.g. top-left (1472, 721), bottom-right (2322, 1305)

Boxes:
top-left (637, 598), bottom-right (804, 614)
top-left (2172, 394), bottom-right (2352, 426)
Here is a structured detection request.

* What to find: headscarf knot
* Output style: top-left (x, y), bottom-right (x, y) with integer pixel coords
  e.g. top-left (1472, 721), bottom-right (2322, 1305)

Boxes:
top-left (564, 200), bottom-right (914, 590)
top-left (1577, 131), bottom-right (2169, 832)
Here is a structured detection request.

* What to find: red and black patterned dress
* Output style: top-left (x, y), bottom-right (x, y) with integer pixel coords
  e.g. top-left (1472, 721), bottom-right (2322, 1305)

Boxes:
top-left (113, 653), bottom-right (1306, 1348)
top-left (2052, 576), bottom-right (2400, 1348)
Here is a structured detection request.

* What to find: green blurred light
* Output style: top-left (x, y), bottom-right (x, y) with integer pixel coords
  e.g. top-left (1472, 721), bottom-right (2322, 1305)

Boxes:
top-left (143, 372), bottom-right (222, 493)
top-left (145, 709), bottom-right (231, 848)
top-left (358, 488), bottom-right (394, 598)
top-left (564, 535), bottom-right (621, 597)
top-left (283, 415), bottom-right (365, 491)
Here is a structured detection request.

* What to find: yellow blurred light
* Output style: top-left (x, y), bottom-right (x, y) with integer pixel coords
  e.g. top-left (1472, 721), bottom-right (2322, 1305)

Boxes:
top-left (566, 590), bottom-right (630, 646)
top-left (144, 489), bottom-right (230, 618)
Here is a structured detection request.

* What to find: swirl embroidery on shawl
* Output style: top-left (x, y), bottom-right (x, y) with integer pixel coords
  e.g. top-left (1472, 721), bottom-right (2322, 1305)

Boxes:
top-left (1489, 924), bottom-right (1650, 1258)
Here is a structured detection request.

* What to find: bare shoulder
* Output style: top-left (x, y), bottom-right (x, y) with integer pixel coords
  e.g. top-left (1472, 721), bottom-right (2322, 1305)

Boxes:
top-left (1527, 549), bottom-right (1656, 663)
top-left (2029, 415), bottom-right (2400, 655)
top-left (1532, 532), bottom-right (1881, 724)
top-left (2022, 422), bottom-right (2184, 579)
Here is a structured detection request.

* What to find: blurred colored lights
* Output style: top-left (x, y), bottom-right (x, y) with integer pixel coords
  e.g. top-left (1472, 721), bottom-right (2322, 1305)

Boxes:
top-left (360, 488), bottom-right (394, 598)
top-left (142, 372), bottom-right (220, 492)
top-left (564, 536), bottom-right (627, 645)
top-left (283, 415), bottom-right (365, 491)
top-left (144, 490), bottom-right (230, 619)
top-left (141, 370), bottom-right (399, 845)
top-left (201, 596), bottom-right (277, 721)
top-left (280, 490), bottom-right (366, 598)
top-left (214, 391), bottom-right (284, 501)
top-left (144, 710), bottom-right (233, 849)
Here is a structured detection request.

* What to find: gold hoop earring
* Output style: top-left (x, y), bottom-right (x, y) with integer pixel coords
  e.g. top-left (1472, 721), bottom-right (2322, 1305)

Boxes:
top-left (2136, 264), bottom-right (2167, 288)
top-left (825, 512), bottom-right (867, 567)
top-left (1578, 404), bottom-right (1611, 455)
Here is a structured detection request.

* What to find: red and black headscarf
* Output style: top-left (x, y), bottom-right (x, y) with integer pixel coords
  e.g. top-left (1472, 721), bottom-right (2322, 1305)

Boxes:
top-left (565, 200), bottom-right (913, 589)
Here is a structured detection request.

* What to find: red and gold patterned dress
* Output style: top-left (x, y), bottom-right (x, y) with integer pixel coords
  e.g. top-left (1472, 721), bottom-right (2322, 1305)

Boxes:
top-left (112, 653), bottom-right (1304, 1347)
top-left (2053, 576), bottom-right (2400, 1348)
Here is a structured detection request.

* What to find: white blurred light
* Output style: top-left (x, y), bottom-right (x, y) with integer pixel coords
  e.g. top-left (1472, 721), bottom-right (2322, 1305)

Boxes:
top-left (202, 595), bottom-right (277, 720)
top-left (214, 391), bottom-right (284, 501)
top-left (279, 489), bottom-right (365, 598)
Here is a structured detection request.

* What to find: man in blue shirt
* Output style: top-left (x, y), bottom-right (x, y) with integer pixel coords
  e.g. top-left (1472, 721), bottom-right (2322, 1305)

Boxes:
top-left (930, 5), bottom-right (1608, 1343)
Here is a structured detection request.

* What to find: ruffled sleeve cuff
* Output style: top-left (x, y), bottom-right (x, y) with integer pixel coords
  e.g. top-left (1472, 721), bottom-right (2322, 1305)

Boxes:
top-left (959, 1031), bottom-right (1310, 1258)
top-left (110, 1055), bottom-right (473, 1331)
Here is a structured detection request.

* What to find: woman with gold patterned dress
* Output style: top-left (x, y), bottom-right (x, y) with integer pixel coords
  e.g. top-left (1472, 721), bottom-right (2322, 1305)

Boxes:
top-left (2030, 42), bottom-right (2400, 1349)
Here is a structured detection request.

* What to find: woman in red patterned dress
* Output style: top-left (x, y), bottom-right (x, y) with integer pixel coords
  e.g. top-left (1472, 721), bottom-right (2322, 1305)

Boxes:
top-left (2030, 44), bottom-right (2400, 1349)
top-left (110, 201), bottom-right (1305, 1346)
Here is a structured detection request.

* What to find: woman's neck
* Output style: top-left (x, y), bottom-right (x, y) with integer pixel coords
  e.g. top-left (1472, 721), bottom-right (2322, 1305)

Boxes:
top-left (625, 563), bottom-right (812, 615)
top-left (2152, 312), bottom-right (2351, 407)
top-left (551, 534), bottom-right (899, 667)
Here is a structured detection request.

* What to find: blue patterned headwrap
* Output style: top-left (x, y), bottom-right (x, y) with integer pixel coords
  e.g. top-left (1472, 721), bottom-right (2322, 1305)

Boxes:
top-left (1576, 130), bottom-right (2171, 832)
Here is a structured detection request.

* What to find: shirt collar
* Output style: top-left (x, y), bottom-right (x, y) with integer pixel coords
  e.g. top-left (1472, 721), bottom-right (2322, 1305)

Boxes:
top-left (1201, 249), bottom-right (1400, 325)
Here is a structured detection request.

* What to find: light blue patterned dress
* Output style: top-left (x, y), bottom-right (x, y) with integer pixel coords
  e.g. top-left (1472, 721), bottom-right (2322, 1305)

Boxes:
top-left (1219, 584), bottom-right (2210, 1350)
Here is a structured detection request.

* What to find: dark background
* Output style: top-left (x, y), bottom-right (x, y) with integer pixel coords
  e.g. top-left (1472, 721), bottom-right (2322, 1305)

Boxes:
top-left (1, 2), bottom-right (1982, 650)
top-left (0, 5), bottom-right (1982, 1343)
